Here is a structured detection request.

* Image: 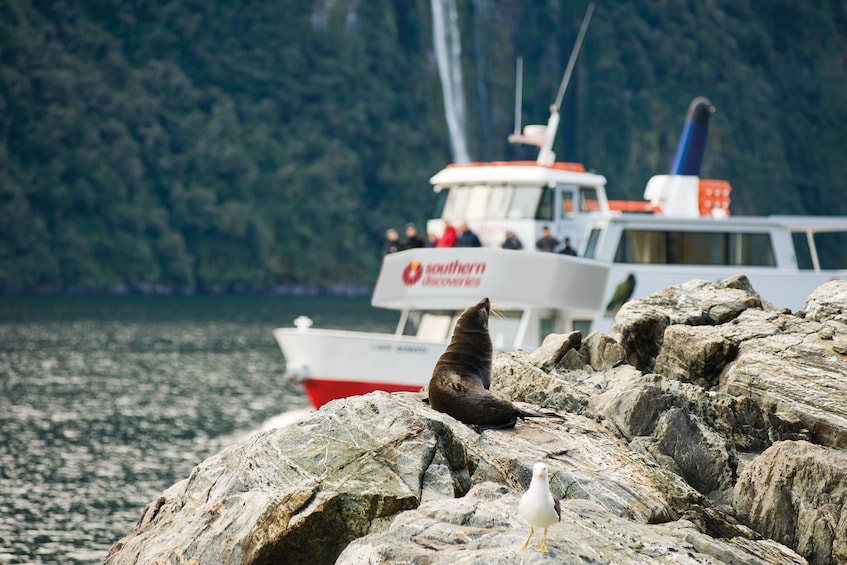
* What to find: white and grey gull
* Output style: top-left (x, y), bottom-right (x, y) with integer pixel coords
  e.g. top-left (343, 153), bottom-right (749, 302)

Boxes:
top-left (517, 461), bottom-right (561, 553)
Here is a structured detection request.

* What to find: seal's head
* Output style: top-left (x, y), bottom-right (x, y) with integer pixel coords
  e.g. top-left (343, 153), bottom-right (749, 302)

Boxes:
top-left (456, 297), bottom-right (490, 334)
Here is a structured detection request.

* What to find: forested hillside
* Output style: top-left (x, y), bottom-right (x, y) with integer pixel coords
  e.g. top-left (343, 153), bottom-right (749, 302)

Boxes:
top-left (2, 0), bottom-right (846, 293)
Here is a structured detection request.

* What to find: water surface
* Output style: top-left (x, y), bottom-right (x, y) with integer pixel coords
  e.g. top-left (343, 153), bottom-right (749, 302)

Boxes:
top-left (0, 295), bottom-right (395, 563)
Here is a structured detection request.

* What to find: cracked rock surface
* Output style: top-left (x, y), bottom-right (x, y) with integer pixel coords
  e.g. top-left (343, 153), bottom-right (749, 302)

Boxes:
top-left (106, 278), bottom-right (847, 564)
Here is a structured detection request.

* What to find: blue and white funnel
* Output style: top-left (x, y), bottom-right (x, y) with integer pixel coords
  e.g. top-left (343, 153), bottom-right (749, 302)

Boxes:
top-left (644, 97), bottom-right (720, 217)
top-left (668, 97), bottom-right (715, 176)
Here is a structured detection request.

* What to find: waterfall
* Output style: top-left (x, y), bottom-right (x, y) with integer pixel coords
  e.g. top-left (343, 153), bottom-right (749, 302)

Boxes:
top-left (431, 0), bottom-right (471, 163)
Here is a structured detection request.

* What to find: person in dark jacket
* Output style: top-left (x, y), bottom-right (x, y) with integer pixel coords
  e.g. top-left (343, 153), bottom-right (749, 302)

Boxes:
top-left (382, 228), bottom-right (402, 255)
top-left (454, 223), bottom-right (482, 247)
top-left (535, 226), bottom-right (559, 252)
top-left (402, 223), bottom-right (425, 250)
top-left (501, 230), bottom-right (523, 250)
top-left (559, 237), bottom-right (577, 256)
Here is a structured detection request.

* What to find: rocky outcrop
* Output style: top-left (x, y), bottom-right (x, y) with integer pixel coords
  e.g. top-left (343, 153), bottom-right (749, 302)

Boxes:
top-left (339, 483), bottom-right (804, 564)
top-left (733, 441), bottom-right (847, 565)
top-left (106, 277), bottom-right (847, 565)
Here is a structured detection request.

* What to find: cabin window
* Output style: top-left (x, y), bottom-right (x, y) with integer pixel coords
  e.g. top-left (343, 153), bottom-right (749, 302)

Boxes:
top-left (487, 186), bottom-right (513, 218)
top-left (573, 319), bottom-right (592, 335)
top-left (813, 231), bottom-right (847, 269)
top-left (465, 185), bottom-right (492, 219)
top-left (432, 189), bottom-right (448, 218)
top-left (792, 233), bottom-right (814, 270)
top-left (579, 187), bottom-right (601, 212)
top-left (729, 233), bottom-right (775, 265)
top-left (441, 188), bottom-right (470, 219)
top-left (405, 309), bottom-right (523, 345)
top-left (540, 315), bottom-right (557, 338)
top-left (489, 311), bottom-right (522, 348)
top-left (536, 187), bottom-right (554, 220)
top-left (508, 186), bottom-right (543, 218)
top-left (614, 230), bottom-right (776, 266)
top-left (560, 189), bottom-right (576, 218)
top-left (583, 228), bottom-right (601, 259)
top-left (402, 310), bottom-right (455, 339)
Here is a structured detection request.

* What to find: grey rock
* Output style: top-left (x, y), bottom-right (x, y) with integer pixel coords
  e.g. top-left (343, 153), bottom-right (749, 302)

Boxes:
top-left (653, 407), bottom-right (736, 494)
top-left (611, 276), bottom-right (764, 372)
top-left (583, 330), bottom-right (626, 370)
top-left (804, 280), bottom-right (847, 324)
top-left (105, 391), bottom-right (704, 564)
top-left (654, 324), bottom-right (738, 389)
top-left (526, 330), bottom-right (585, 372)
top-left (339, 483), bottom-right (805, 564)
top-left (733, 441), bottom-right (847, 565)
top-left (718, 311), bottom-right (847, 449)
top-left (106, 277), bottom-right (847, 564)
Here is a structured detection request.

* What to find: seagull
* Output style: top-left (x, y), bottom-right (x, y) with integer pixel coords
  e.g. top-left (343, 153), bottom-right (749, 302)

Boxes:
top-left (517, 461), bottom-right (561, 553)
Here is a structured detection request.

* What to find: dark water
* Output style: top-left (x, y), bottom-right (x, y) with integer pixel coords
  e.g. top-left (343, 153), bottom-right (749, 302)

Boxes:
top-left (0, 295), bottom-right (396, 564)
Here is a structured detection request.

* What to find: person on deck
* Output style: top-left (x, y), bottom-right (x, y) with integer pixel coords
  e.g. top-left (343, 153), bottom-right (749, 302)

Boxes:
top-left (501, 230), bottom-right (523, 250)
top-left (454, 223), bottom-right (482, 247)
top-left (535, 226), bottom-right (559, 252)
top-left (382, 228), bottom-right (402, 256)
top-left (436, 222), bottom-right (457, 247)
top-left (559, 237), bottom-right (577, 256)
top-left (402, 223), bottom-right (425, 250)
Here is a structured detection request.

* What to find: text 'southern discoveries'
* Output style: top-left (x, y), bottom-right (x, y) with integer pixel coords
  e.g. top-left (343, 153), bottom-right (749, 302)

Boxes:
top-left (402, 260), bottom-right (486, 288)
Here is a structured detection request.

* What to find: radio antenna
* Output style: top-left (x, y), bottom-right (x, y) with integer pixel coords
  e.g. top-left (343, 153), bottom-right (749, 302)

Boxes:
top-left (536, 3), bottom-right (594, 165)
top-left (554, 3), bottom-right (594, 111)
top-left (512, 56), bottom-right (523, 136)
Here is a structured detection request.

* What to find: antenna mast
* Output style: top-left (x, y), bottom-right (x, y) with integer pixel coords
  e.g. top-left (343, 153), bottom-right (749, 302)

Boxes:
top-left (554, 3), bottom-right (594, 112)
top-left (512, 56), bottom-right (523, 137)
top-left (508, 4), bottom-right (594, 164)
top-left (536, 2), bottom-right (594, 165)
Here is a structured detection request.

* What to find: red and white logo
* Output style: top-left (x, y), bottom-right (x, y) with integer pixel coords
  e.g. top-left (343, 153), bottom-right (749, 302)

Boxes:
top-left (402, 261), bottom-right (424, 286)
top-left (401, 259), bottom-right (486, 288)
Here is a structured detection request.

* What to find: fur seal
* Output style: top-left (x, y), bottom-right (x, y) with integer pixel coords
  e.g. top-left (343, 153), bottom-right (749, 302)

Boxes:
top-left (427, 297), bottom-right (560, 430)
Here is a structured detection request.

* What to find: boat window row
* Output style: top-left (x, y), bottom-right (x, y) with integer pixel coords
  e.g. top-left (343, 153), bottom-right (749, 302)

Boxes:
top-left (435, 185), bottom-right (600, 221)
top-left (614, 230), bottom-right (776, 266)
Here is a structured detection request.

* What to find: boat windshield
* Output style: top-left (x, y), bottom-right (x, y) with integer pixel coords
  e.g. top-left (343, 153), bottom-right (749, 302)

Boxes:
top-left (402, 311), bottom-right (455, 340)
top-left (402, 309), bottom-right (524, 346)
top-left (439, 185), bottom-right (545, 220)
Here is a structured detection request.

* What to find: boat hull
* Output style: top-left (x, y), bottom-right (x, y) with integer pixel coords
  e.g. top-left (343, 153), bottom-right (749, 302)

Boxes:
top-left (273, 327), bottom-right (446, 408)
top-left (301, 378), bottom-right (422, 410)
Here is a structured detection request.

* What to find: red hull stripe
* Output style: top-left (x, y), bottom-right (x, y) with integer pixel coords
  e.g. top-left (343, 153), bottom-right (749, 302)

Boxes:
top-left (302, 378), bottom-right (422, 409)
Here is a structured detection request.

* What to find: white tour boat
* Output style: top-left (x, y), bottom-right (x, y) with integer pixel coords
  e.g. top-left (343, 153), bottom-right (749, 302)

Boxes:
top-left (274, 92), bottom-right (847, 409)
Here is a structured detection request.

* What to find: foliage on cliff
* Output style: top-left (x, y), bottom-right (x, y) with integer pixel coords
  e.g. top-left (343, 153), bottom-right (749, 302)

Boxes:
top-left (2, 0), bottom-right (846, 292)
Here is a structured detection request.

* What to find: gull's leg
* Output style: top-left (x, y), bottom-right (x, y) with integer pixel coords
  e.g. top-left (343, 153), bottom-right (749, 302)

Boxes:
top-left (516, 526), bottom-right (534, 552)
top-left (537, 527), bottom-right (550, 553)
